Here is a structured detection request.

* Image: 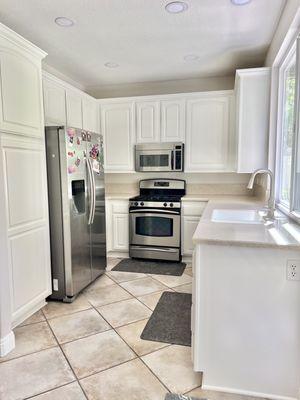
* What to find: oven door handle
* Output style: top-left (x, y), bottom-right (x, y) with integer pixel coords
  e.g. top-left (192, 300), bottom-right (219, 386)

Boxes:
top-left (129, 209), bottom-right (180, 215)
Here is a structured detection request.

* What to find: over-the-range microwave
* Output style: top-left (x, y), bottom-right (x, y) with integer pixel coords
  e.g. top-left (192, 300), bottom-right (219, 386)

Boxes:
top-left (135, 142), bottom-right (184, 172)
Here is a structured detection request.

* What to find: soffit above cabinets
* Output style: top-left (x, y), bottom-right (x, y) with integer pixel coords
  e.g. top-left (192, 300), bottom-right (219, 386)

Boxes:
top-left (0, 0), bottom-right (286, 91)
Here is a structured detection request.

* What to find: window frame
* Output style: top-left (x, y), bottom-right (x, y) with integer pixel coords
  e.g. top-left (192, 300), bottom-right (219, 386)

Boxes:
top-left (275, 40), bottom-right (299, 222)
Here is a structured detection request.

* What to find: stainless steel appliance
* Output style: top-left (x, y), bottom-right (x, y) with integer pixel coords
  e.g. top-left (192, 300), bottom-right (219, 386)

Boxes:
top-left (135, 142), bottom-right (184, 172)
top-left (129, 179), bottom-right (186, 261)
top-left (45, 126), bottom-right (106, 302)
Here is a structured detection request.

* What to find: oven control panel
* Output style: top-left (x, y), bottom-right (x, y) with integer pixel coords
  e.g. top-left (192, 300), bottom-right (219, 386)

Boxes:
top-left (130, 201), bottom-right (180, 209)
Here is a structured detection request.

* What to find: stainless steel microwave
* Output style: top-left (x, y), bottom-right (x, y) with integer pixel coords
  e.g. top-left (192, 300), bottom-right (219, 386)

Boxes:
top-left (135, 142), bottom-right (184, 172)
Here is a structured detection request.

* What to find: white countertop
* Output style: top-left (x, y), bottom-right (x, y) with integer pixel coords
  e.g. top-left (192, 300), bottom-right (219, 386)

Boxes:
top-left (193, 199), bottom-right (300, 249)
top-left (105, 193), bottom-right (137, 200)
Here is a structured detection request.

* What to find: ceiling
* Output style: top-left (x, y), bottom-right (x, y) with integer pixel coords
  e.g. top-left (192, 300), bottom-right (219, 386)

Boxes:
top-left (0, 0), bottom-right (286, 91)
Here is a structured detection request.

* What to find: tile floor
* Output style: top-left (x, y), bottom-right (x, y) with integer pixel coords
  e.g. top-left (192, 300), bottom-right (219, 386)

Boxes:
top-left (0, 258), bottom-right (271, 400)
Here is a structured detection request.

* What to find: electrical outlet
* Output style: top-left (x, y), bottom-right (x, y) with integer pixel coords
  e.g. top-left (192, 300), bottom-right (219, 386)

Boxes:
top-left (287, 260), bottom-right (300, 281)
top-left (53, 279), bottom-right (59, 291)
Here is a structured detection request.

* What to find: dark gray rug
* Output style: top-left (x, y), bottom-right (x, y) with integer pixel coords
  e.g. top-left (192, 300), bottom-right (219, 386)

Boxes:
top-left (141, 291), bottom-right (192, 346)
top-left (112, 258), bottom-right (186, 276)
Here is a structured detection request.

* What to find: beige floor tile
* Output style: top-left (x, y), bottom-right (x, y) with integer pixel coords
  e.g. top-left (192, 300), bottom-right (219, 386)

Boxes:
top-left (106, 257), bottom-right (123, 271)
top-left (152, 273), bottom-right (192, 288)
top-left (43, 295), bottom-right (92, 320)
top-left (62, 329), bottom-right (135, 379)
top-left (120, 277), bottom-right (168, 297)
top-left (0, 322), bottom-right (57, 362)
top-left (173, 283), bottom-right (192, 294)
top-left (116, 319), bottom-right (170, 356)
top-left (32, 382), bottom-right (86, 399)
top-left (106, 269), bottom-right (148, 283)
top-left (86, 274), bottom-right (115, 290)
top-left (98, 298), bottom-right (152, 328)
top-left (80, 358), bottom-right (168, 400)
top-left (0, 347), bottom-right (75, 400)
top-left (137, 289), bottom-right (173, 311)
top-left (185, 267), bottom-right (193, 277)
top-left (19, 310), bottom-right (46, 327)
top-left (48, 308), bottom-right (110, 344)
top-left (83, 283), bottom-right (132, 307)
top-left (186, 387), bottom-right (265, 400)
top-left (142, 345), bottom-right (201, 393)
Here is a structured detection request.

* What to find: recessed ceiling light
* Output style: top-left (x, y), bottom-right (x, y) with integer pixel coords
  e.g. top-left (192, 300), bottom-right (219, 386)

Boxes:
top-left (231, 0), bottom-right (251, 5)
top-left (165, 1), bottom-right (188, 13)
top-left (104, 62), bottom-right (119, 68)
top-left (55, 17), bottom-right (75, 27)
top-left (184, 54), bottom-right (200, 62)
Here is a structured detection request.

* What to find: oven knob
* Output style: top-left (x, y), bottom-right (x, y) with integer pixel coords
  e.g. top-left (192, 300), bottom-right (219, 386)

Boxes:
top-left (134, 202), bottom-right (138, 206)
top-left (170, 203), bottom-right (174, 207)
top-left (140, 202), bottom-right (144, 206)
top-left (164, 202), bottom-right (167, 207)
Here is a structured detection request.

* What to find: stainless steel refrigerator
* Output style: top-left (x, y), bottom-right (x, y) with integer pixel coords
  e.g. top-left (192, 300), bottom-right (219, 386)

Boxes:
top-left (45, 126), bottom-right (106, 302)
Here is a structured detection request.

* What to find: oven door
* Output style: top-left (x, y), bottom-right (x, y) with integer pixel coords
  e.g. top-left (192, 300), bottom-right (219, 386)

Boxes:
top-left (130, 209), bottom-right (180, 247)
top-left (136, 149), bottom-right (173, 172)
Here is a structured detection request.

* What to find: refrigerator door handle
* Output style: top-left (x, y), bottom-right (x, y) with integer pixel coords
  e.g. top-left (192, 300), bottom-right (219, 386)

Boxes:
top-left (90, 162), bottom-right (96, 224)
top-left (87, 158), bottom-right (94, 225)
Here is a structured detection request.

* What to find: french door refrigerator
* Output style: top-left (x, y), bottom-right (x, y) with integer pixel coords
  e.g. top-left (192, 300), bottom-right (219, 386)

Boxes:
top-left (45, 126), bottom-right (106, 302)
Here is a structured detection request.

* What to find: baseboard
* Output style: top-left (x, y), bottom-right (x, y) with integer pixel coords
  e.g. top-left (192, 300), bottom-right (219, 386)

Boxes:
top-left (0, 331), bottom-right (15, 357)
top-left (201, 384), bottom-right (298, 400)
top-left (107, 251), bottom-right (129, 259)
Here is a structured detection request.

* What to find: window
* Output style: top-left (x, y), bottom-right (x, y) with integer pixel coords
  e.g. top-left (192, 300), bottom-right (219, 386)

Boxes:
top-left (276, 35), bottom-right (300, 223)
top-left (277, 47), bottom-right (297, 209)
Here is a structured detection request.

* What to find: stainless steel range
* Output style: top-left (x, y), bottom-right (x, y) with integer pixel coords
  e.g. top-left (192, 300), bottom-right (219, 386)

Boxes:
top-left (129, 179), bottom-right (186, 262)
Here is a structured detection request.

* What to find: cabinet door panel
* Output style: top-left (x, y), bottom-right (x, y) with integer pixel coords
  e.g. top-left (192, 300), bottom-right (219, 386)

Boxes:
top-left (66, 90), bottom-right (82, 129)
top-left (3, 147), bottom-right (47, 228)
top-left (182, 216), bottom-right (200, 256)
top-left (10, 227), bottom-right (51, 314)
top-left (101, 102), bottom-right (135, 171)
top-left (43, 79), bottom-right (66, 125)
top-left (0, 50), bottom-right (43, 136)
top-left (161, 99), bottom-right (185, 142)
top-left (136, 101), bottom-right (160, 143)
top-left (82, 97), bottom-right (99, 133)
top-left (186, 95), bottom-right (231, 171)
top-left (112, 213), bottom-right (129, 251)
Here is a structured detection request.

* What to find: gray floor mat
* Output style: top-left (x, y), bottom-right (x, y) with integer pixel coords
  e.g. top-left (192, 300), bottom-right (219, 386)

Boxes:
top-left (112, 258), bottom-right (186, 276)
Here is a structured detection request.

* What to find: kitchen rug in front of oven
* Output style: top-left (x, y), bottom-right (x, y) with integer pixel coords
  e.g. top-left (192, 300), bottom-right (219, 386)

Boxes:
top-left (112, 258), bottom-right (186, 276)
top-left (140, 291), bottom-right (192, 346)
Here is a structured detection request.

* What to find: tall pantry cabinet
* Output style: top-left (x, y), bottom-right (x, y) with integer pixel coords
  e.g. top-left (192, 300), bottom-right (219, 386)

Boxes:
top-left (0, 23), bottom-right (51, 356)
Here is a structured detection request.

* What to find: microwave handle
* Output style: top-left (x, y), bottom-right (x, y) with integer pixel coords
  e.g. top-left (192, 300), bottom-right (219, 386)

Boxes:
top-left (171, 150), bottom-right (175, 170)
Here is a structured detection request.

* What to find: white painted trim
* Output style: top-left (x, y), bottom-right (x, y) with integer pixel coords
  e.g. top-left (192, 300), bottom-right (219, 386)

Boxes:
top-left (107, 251), bottom-right (129, 259)
top-left (0, 331), bottom-right (15, 357)
top-left (201, 385), bottom-right (298, 400)
top-left (12, 299), bottom-right (47, 329)
top-left (97, 90), bottom-right (234, 104)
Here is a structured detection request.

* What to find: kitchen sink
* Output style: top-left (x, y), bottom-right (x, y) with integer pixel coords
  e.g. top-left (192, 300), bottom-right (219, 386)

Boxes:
top-left (211, 209), bottom-right (264, 224)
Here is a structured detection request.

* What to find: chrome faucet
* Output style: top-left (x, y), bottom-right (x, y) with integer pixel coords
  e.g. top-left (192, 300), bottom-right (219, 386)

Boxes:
top-left (247, 169), bottom-right (275, 219)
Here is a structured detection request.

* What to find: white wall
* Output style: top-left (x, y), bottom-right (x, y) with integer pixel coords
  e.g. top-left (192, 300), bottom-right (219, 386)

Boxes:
top-left (88, 76), bottom-right (235, 99)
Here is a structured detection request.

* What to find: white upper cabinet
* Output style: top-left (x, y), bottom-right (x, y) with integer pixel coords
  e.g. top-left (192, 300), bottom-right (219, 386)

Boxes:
top-left (0, 28), bottom-right (46, 138)
top-left (101, 101), bottom-right (135, 172)
top-left (161, 99), bottom-right (185, 142)
top-left (185, 92), bottom-right (234, 172)
top-left (43, 76), bottom-right (66, 125)
top-left (82, 97), bottom-right (99, 133)
top-left (235, 68), bottom-right (271, 173)
top-left (136, 100), bottom-right (160, 143)
top-left (66, 89), bottom-right (83, 129)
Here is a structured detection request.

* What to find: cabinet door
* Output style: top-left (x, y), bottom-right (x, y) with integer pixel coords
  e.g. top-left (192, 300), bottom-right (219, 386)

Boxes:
top-left (136, 100), bottom-right (160, 143)
top-left (0, 49), bottom-right (43, 137)
top-left (182, 216), bottom-right (200, 256)
top-left (185, 94), bottom-right (232, 172)
top-left (112, 213), bottom-right (129, 251)
top-left (82, 97), bottom-right (99, 133)
top-left (161, 99), bottom-right (185, 142)
top-left (66, 89), bottom-right (83, 129)
top-left (236, 68), bottom-right (270, 173)
top-left (43, 78), bottom-right (66, 125)
top-left (101, 102), bottom-right (135, 172)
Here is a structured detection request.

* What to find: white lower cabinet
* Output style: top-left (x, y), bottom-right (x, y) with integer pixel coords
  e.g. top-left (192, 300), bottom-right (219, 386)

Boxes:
top-left (182, 201), bottom-right (207, 257)
top-left (106, 199), bottom-right (129, 254)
